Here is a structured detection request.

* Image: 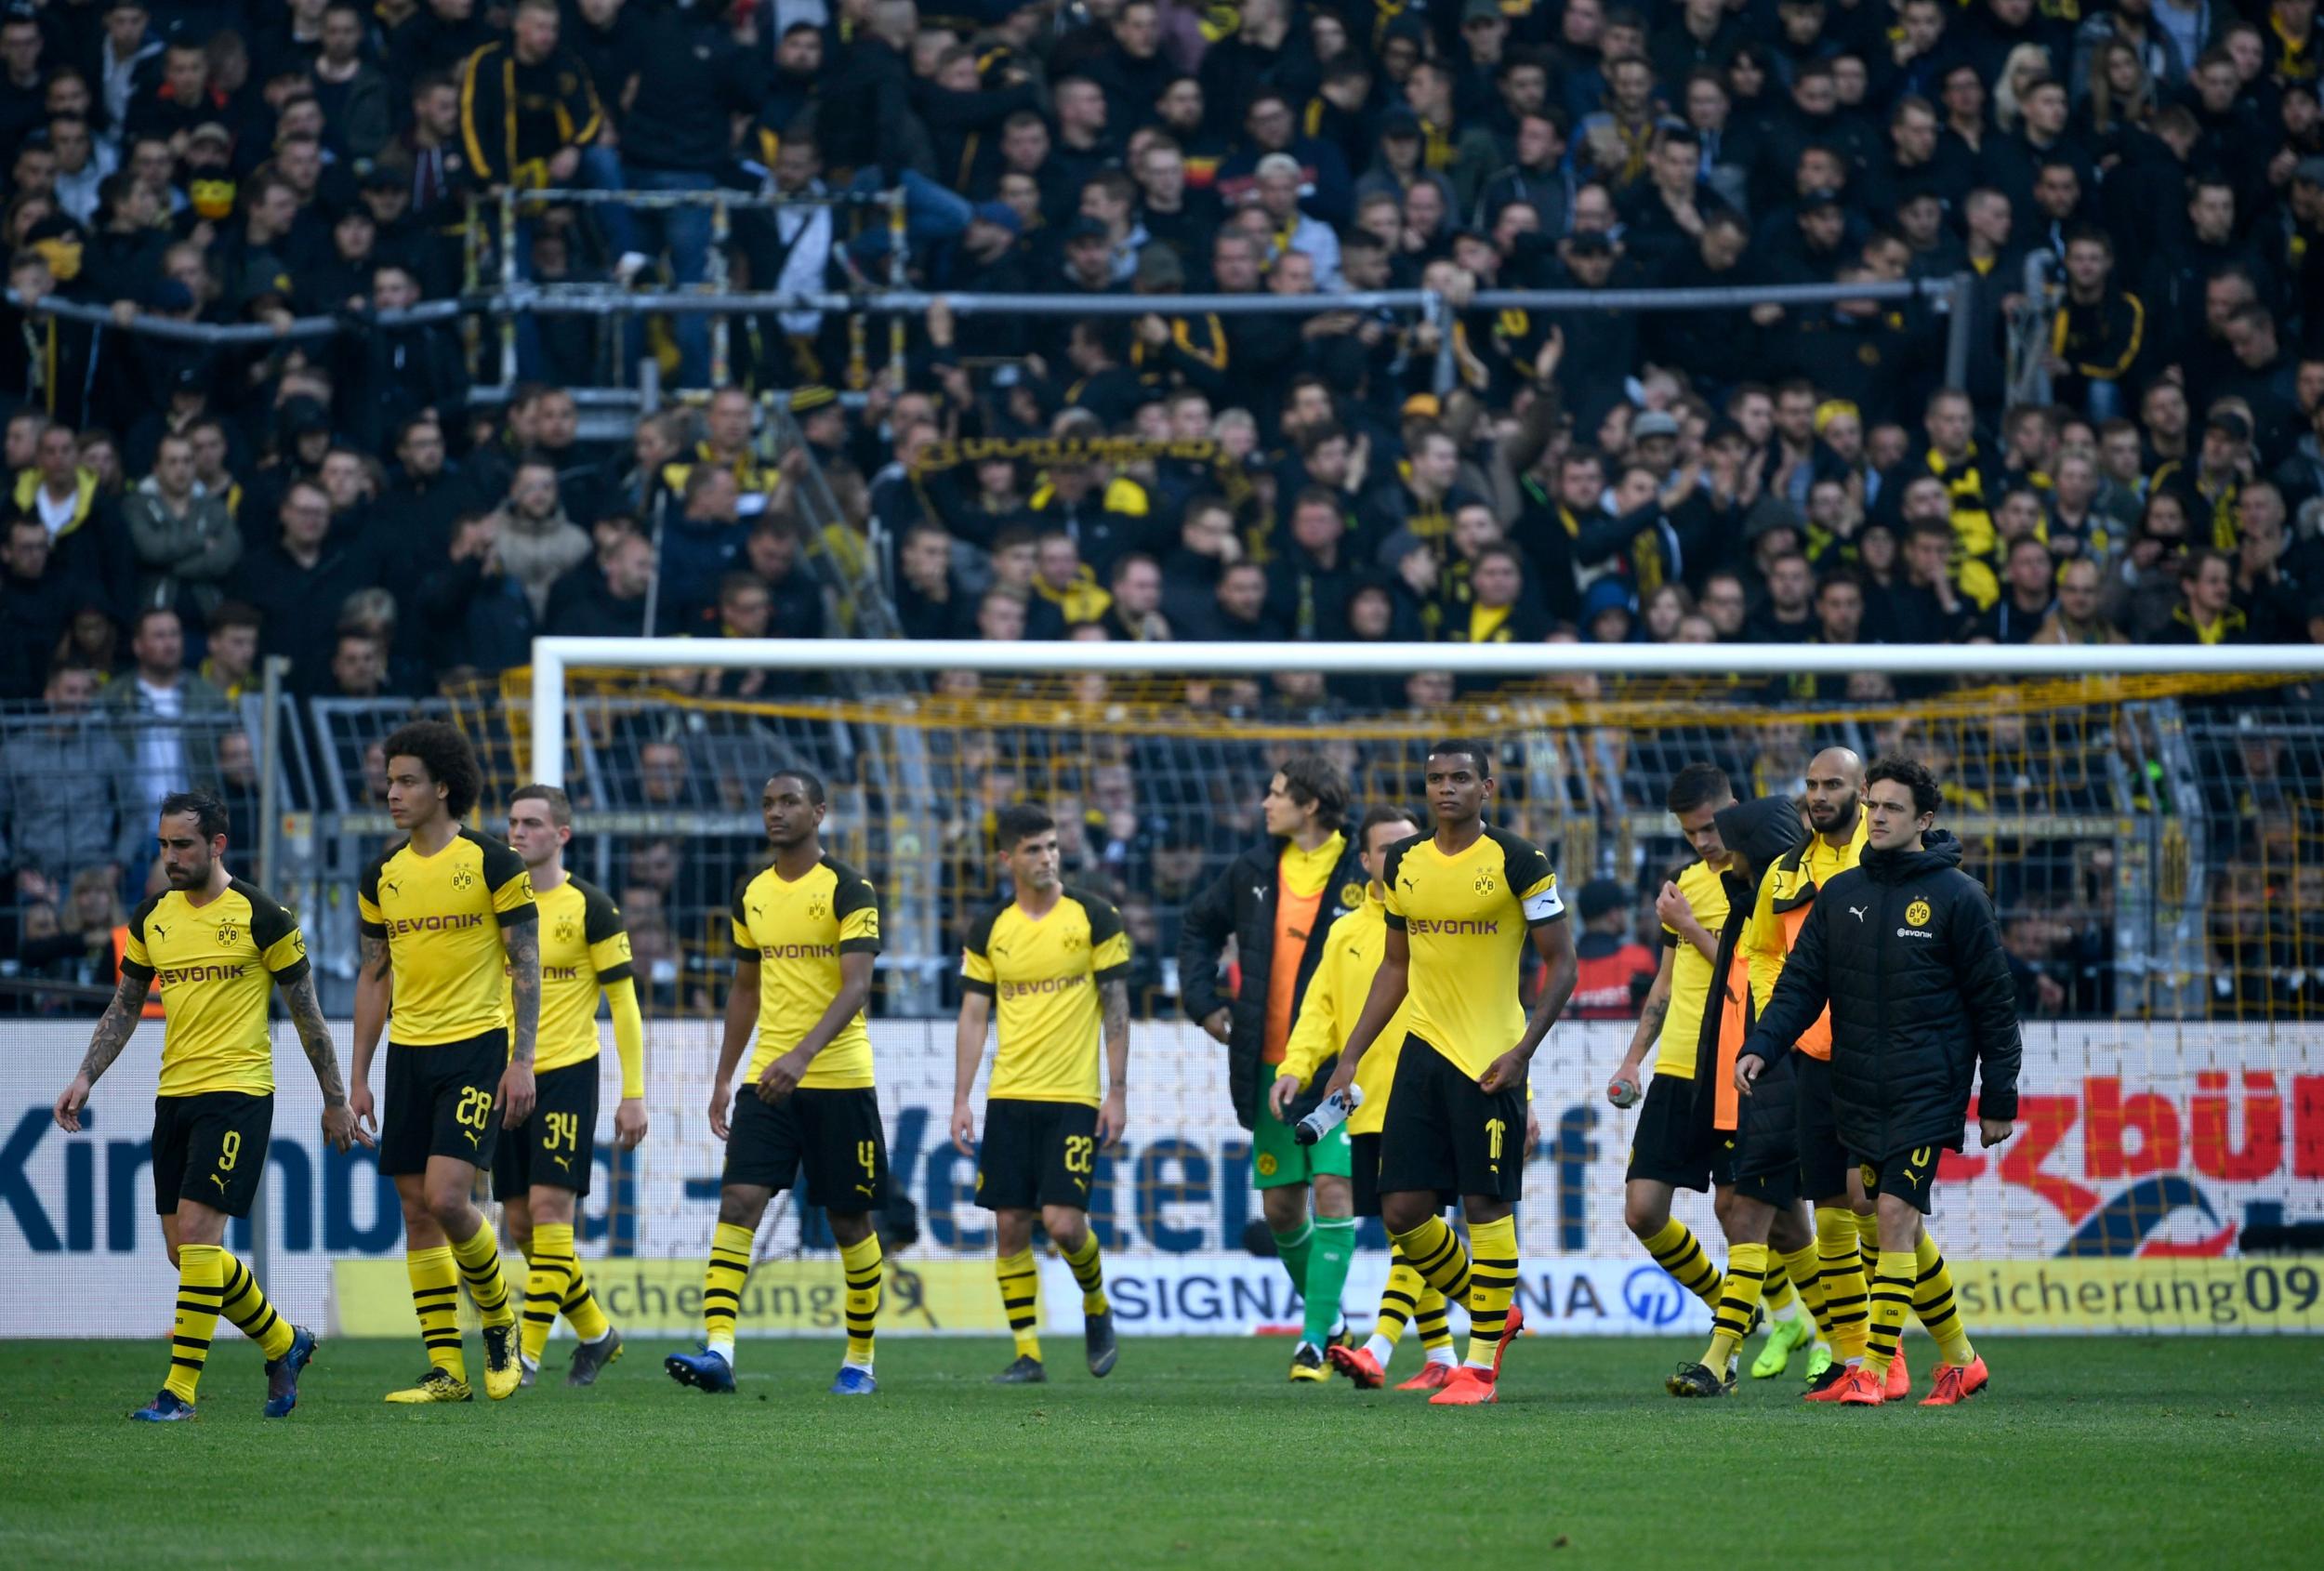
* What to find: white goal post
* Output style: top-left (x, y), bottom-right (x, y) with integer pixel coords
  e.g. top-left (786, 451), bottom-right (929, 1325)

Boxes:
top-left (526, 638), bottom-right (2324, 787)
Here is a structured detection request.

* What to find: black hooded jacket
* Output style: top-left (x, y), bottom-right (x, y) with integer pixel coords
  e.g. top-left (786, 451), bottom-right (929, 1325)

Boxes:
top-left (1178, 833), bottom-right (1370, 1130)
top-left (1741, 830), bottom-right (2022, 1161)
top-left (1693, 797), bottom-right (1807, 1172)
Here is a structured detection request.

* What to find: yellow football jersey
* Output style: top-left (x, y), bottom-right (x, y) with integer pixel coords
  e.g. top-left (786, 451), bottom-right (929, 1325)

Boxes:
top-left (730, 856), bottom-right (881, 1089)
top-left (960, 884), bottom-right (1131, 1107)
top-left (1741, 813), bottom-right (1868, 1011)
top-left (1652, 859), bottom-right (1730, 1081)
top-left (358, 828), bottom-right (536, 1046)
top-left (121, 878), bottom-right (309, 1097)
top-left (1380, 825), bottom-right (1565, 1079)
top-left (1278, 892), bottom-right (1411, 1135)
top-left (513, 876), bottom-right (634, 1075)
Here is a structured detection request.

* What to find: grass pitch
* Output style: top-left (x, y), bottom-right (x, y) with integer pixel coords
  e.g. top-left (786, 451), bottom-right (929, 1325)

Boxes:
top-left (3, 1334), bottom-right (2318, 1570)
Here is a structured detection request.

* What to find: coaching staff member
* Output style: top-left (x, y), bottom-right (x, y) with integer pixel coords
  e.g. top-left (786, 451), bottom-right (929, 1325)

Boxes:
top-left (1735, 755), bottom-right (2019, 1408)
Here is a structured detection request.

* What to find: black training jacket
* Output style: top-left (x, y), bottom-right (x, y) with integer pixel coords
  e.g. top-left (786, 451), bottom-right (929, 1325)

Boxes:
top-left (1740, 830), bottom-right (2023, 1160)
top-left (1178, 836), bottom-right (1369, 1130)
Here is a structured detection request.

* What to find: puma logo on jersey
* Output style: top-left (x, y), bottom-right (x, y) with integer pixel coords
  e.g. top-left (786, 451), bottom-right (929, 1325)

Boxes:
top-left (209, 1173), bottom-right (228, 1192)
top-left (383, 880), bottom-right (401, 897)
top-left (553, 1155), bottom-right (573, 1170)
top-left (151, 922), bottom-right (168, 940)
top-left (854, 1183), bottom-right (876, 1197)
top-left (463, 1129), bottom-right (480, 1148)
top-left (1250, 885), bottom-right (1267, 901)
top-left (1849, 904), bottom-right (1869, 922)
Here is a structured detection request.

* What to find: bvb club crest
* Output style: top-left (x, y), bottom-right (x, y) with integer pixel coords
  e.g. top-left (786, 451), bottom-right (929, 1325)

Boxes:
top-left (1255, 1152), bottom-right (1278, 1178)
top-left (1474, 869), bottom-right (1498, 896)
top-left (1906, 899), bottom-right (1931, 926)
top-left (1340, 881), bottom-right (1364, 909)
top-left (217, 920), bottom-right (239, 946)
top-left (807, 893), bottom-right (828, 920)
top-left (452, 866), bottom-right (476, 892)
top-left (556, 913), bottom-right (579, 943)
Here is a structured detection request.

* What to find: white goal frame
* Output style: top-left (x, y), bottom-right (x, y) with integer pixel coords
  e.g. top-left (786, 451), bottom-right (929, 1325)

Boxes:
top-left (525, 637), bottom-right (2324, 788)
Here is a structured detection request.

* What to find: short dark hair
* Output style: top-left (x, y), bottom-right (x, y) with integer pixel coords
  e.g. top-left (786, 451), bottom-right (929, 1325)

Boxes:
top-left (768, 765), bottom-right (826, 807)
top-left (1357, 802), bottom-right (1424, 849)
top-left (1427, 738), bottom-right (1493, 777)
top-left (1866, 754), bottom-right (1941, 818)
top-left (1666, 762), bottom-right (1733, 816)
top-left (509, 783), bottom-right (572, 827)
top-left (382, 719), bottom-right (483, 818)
top-left (1274, 752), bottom-right (1349, 831)
top-left (996, 803), bottom-right (1054, 849)
top-left (160, 788), bottom-right (230, 841)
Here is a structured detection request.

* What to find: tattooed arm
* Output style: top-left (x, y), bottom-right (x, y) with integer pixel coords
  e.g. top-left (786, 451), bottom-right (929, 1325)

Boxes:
top-left (498, 915), bottom-right (540, 1126)
top-left (1606, 950), bottom-right (1673, 1109)
top-left (349, 932), bottom-right (390, 1137)
top-left (284, 970), bottom-right (368, 1151)
top-left (53, 972), bottom-right (153, 1132)
top-left (1097, 977), bottom-right (1129, 1148)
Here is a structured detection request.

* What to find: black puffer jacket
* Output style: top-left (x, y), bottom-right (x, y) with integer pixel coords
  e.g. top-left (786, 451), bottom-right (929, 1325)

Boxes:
top-left (1179, 835), bottom-right (1370, 1129)
top-left (1741, 831), bottom-right (2022, 1160)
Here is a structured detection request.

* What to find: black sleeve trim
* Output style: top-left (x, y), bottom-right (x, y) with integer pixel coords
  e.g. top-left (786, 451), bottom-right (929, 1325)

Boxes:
top-left (962, 977), bottom-right (997, 997)
top-left (270, 957), bottom-right (312, 987)
top-left (119, 959), bottom-right (156, 984)
top-left (595, 961), bottom-right (635, 986)
top-left (497, 904), bottom-right (537, 929)
top-left (1093, 963), bottom-right (1131, 987)
top-left (838, 936), bottom-right (882, 956)
top-left (578, 878), bottom-right (624, 944)
top-left (359, 920), bottom-right (389, 941)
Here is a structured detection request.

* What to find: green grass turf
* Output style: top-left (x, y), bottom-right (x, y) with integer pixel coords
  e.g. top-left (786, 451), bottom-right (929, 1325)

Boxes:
top-left (2, 1334), bottom-right (2319, 1570)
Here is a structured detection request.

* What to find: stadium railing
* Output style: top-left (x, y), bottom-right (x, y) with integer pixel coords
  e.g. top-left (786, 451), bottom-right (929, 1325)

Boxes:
top-left (7, 273), bottom-right (1977, 402)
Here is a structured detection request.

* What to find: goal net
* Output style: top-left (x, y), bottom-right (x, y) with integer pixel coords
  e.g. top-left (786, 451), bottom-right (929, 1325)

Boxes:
top-left (6, 641), bottom-right (2320, 1340)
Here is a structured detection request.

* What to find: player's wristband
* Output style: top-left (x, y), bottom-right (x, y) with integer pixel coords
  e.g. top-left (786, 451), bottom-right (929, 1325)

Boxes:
top-left (1293, 1085), bottom-right (1363, 1146)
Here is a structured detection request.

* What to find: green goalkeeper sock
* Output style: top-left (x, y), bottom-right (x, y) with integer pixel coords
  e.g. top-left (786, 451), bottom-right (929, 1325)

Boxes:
top-left (1299, 1216), bottom-right (1355, 1348)
top-left (1272, 1221), bottom-right (1314, 1296)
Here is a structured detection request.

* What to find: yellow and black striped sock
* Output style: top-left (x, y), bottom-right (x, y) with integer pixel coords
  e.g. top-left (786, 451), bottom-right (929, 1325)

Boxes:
top-left (703, 1221), bottom-right (753, 1364)
top-left (841, 1234), bottom-right (882, 1366)
top-left (1816, 1207), bottom-right (1869, 1360)
top-left (1460, 1215), bottom-right (1518, 1370)
top-left (1641, 1218), bottom-right (1723, 1308)
top-left (1780, 1243), bottom-right (1833, 1343)
top-left (450, 1224), bottom-right (514, 1330)
top-left (997, 1248), bottom-right (1041, 1360)
top-left (1913, 1231), bottom-right (1974, 1366)
top-left (408, 1245), bottom-right (465, 1380)
top-left (561, 1261), bottom-right (611, 1343)
top-left (217, 1249), bottom-right (295, 1360)
top-left (1762, 1264), bottom-right (1796, 1319)
top-left (521, 1224), bottom-right (577, 1367)
top-left (1705, 1241), bottom-right (1767, 1370)
top-left (1062, 1232), bottom-right (1107, 1314)
top-left (165, 1243), bottom-right (224, 1403)
top-left (1855, 1209), bottom-right (1898, 1360)
top-left (1375, 1248), bottom-right (1424, 1346)
top-left (1415, 1286), bottom-right (1454, 1355)
top-left (1863, 1249), bottom-right (1917, 1380)
top-left (1389, 1216), bottom-right (1472, 1303)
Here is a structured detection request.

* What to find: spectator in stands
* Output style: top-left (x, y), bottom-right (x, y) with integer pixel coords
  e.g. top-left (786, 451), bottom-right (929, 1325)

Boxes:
top-left (1, 516), bottom-right (77, 697)
top-left (2035, 557), bottom-right (2131, 644)
top-left (2159, 548), bottom-right (2252, 643)
top-left (0, 662), bottom-right (145, 889)
top-left (416, 510), bottom-right (535, 676)
top-left (199, 601), bottom-right (263, 699)
top-left (235, 479), bottom-right (384, 693)
top-left (487, 456), bottom-right (591, 621)
top-left (547, 525), bottom-right (654, 639)
top-left (99, 605), bottom-right (228, 817)
top-left (120, 431), bottom-right (240, 625)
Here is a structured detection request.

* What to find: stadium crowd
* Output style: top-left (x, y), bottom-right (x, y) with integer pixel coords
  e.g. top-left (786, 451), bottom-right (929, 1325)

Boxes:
top-left (3, 0), bottom-right (2322, 1019)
